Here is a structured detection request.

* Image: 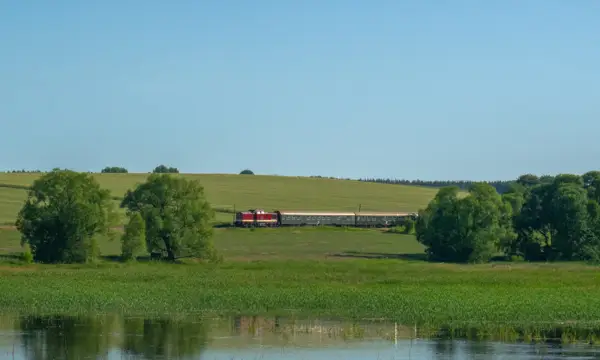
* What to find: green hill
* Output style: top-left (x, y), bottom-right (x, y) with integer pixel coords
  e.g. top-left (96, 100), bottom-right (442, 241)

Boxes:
top-left (0, 173), bottom-right (440, 225)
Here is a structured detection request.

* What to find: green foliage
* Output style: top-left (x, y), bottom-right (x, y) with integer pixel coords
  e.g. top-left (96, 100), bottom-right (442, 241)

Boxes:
top-left (415, 183), bottom-right (514, 263)
top-left (403, 217), bottom-right (416, 234)
top-left (417, 170), bottom-right (600, 264)
top-left (510, 174), bottom-right (600, 261)
top-left (583, 170), bottom-right (600, 202)
top-left (21, 243), bottom-right (33, 263)
top-left (120, 174), bottom-right (219, 261)
top-left (121, 212), bottom-right (147, 261)
top-left (101, 166), bottom-right (128, 173)
top-left (15, 169), bottom-right (119, 263)
top-left (239, 169), bottom-right (254, 175)
top-left (516, 174), bottom-right (541, 188)
top-left (152, 165), bottom-right (179, 174)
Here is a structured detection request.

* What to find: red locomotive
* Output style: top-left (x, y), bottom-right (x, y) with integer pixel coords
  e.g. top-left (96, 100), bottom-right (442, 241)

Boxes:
top-left (234, 209), bottom-right (278, 227)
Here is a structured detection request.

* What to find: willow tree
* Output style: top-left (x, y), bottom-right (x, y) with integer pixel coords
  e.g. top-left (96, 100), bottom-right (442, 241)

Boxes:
top-left (120, 174), bottom-right (219, 261)
top-left (15, 169), bottom-right (118, 263)
top-left (415, 183), bottom-right (515, 263)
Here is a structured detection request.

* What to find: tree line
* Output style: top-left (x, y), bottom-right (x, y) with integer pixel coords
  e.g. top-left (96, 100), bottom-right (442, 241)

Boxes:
top-left (415, 171), bottom-right (600, 263)
top-left (309, 175), bottom-right (517, 193)
top-left (1, 165), bottom-right (180, 174)
top-left (101, 164), bottom-right (180, 174)
top-left (1, 169), bottom-right (44, 173)
top-left (358, 178), bottom-right (516, 194)
top-left (16, 169), bottom-right (220, 264)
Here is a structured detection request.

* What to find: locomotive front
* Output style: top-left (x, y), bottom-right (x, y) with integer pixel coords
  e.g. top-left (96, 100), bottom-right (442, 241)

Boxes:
top-left (234, 209), bottom-right (279, 227)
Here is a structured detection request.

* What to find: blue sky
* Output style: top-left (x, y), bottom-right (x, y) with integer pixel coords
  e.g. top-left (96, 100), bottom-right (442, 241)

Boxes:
top-left (1, 1), bottom-right (599, 181)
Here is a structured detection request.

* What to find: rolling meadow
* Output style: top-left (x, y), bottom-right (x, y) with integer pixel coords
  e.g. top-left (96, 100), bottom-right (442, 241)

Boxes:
top-left (0, 172), bottom-right (437, 226)
top-left (1, 172), bottom-right (600, 334)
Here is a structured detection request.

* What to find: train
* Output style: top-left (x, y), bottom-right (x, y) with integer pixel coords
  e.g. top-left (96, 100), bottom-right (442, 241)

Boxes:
top-left (234, 209), bottom-right (418, 228)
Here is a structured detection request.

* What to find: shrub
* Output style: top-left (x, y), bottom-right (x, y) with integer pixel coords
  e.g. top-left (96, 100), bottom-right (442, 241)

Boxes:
top-left (21, 244), bottom-right (33, 264)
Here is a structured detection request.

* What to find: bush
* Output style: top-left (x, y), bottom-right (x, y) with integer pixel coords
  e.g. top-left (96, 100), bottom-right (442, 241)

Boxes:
top-left (21, 244), bottom-right (33, 264)
top-left (403, 218), bottom-right (416, 234)
top-left (240, 169), bottom-right (254, 175)
top-left (101, 166), bottom-right (128, 173)
top-left (152, 165), bottom-right (179, 174)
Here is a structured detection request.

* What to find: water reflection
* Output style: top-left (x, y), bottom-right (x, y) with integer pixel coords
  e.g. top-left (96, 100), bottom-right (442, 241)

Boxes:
top-left (0, 314), bottom-right (599, 359)
top-left (20, 315), bottom-right (117, 359)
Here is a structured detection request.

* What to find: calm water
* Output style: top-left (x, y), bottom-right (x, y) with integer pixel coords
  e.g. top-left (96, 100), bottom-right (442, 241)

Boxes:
top-left (0, 314), bottom-right (598, 359)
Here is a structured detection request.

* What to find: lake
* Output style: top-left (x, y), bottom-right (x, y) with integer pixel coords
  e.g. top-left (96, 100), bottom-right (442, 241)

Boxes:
top-left (0, 314), bottom-right (599, 359)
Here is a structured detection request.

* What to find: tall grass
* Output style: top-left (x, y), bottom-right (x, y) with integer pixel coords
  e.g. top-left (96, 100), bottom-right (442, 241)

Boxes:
top-left (0, 259), bottom-right (599, 327)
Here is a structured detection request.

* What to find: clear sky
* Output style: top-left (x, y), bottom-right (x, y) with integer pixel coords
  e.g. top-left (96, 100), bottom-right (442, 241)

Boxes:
top-left (1, 1), bottom-right (599, 181)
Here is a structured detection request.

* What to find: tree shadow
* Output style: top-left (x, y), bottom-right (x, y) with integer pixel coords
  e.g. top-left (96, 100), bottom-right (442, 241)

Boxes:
top-left (0, 253), bottom-right (25, 264)
top-left (213, 222), bottom-right (235, 228)
top-left (330, 251), bottom-right (427, 261)
top-left (100, 255), bottom-right (185, 264)
top-left (380, 229), bottom-right (413, 235)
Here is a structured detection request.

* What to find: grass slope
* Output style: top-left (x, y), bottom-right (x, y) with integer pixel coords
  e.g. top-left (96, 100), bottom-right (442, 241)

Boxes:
top-left (0, 173), bottom-right (439, 225)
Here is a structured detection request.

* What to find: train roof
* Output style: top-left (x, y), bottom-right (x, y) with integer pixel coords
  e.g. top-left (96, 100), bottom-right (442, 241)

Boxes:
top-left (355, 212), bottom-right (413, 216)
top-left (276, 211), bottom-right (356, 216)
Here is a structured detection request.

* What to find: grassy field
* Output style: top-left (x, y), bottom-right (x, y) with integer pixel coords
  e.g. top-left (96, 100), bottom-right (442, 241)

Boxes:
top-left (2, 172), bottom-right (599, 328)
top-left (2, 226), bottom-right (600, 327)
top-left (0, 252), bottom-right (600, 326)
top-left (0, 226), bottom-right (423, 261)
top-left (0, 173), bottom-right (438, 225)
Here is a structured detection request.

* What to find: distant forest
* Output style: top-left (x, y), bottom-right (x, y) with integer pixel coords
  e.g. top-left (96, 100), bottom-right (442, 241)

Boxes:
top-left (357, 178), bottom-right (515, 194)
top-left (310, 176), bottom-right (515, 194)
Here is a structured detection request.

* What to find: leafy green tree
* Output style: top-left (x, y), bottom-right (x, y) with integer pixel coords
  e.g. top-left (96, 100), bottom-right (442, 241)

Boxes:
top-left (239, 169), bottom-right (254, 175)
top-left (152, 165), bottom-right (179, 174)
top-left (120, 174), bottom-right (219, 261)
top-left (583, 170), bottom-right (600, 202)
top-left (516, 174), bottom-right (541, 188)
top-left (15, 169), bottom-right (118, 263)
top-left (511, 174), bottom-right (600, 261)
top-left (539, 175), bottom-right (555, 184)
top-left (101, 166), bottom-right (128, 173)
top-left (554, 173), bottom-right (583, 187)
top-left (497, 183), bottom-right (527, 256)
top-left (121, 212), bottom-right (146, 261)
top-left (415, 186), bottom-right (461, 261)
top-left (501, 182), bottom-right (526, 216)
top-left (416, 183), bottom-right (514, 263)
